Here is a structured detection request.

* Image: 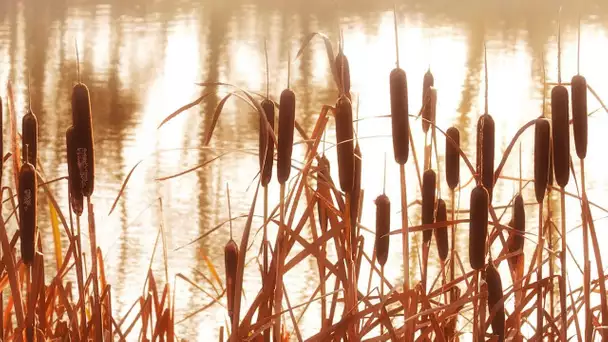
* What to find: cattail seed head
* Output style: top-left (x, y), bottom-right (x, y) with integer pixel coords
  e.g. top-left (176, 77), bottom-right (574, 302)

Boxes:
top-left (508, 194), bottom-right (525, 258)
top-left (422, 87), bottom-right (437, 134)
top-left (422, 169), bottom-right (436, 244)
top-left (551, 85), bottom-right (570, 188)
top-left (277, 89), bottom-right (296, 184)
top-left (375, 194), bottom-right (390, 267)
top-left (390, 68), bottom-right (409, 165)
top-left (19, 159), bottom-right (37, 266)
top-left (224, 239), bottom-right (239, 321)
top-left (445, 127), bottom-right (460, 190)
top-left (534, 118), bottom-right (551, 203)
top-left (317, 156), bottom-right (331, 233)
top-left (22, 110), bottom-right (38, 167)
top-left (335, 51), bottom-right (351, 97)
top-left (571, 75), bottom-right (588, 159)
top-left (350, 144), bottom-right (362, 242)
top-left (259, 99), bottom-right (275, 187)
top-left (469, 184), bottom-right (489, 270)
top-left (476, 114), bottom-right (495, 198)
top-left (485, 263), bottom-right (505, 342)
top-left (435, 198), bottom-right (448, 261)
top-left (66, 127), bottom-right (83, 216)
top-left (71, 83), bottom-right (95, 197)
top-left (334, 95), bottom-right (354, 193)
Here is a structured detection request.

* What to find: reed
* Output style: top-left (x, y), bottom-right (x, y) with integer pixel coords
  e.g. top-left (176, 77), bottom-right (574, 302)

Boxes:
top-left (390, 68), bottom-right (409, 165)
top-left (71, 83), bottom-right (95, 197)
top-left (259, 99), bottom-right (275, 187)
top-left (551, 85), bottom-right (570, 189)
top-left (422, 169), bottom-right (436, 245)
top-left (224, 185), bottom-right (238, 324)
top-left (476, 114), bottom-right (495, 199)
top-left (277, 89), bottom-right (296, 185)
top-left (18, 145), bottom-right (37, 266)
top-left (508, 194), bottom-right (525, 265)
top-left (334, 95), bottom-right (354, 194)
top-left (445, 126), bottom-right (460, 294)
top-left (317, 155), bottom-right (331, 233)
top-left (421, 69), bottom-right (435, 134)
top-left (571, 75), bottom-right (587, 160)
top-left (22, 110), bottom-right (37, 167)
top-left (469, 184), bottom-right (488, 271)
top-left (534, 118), bottom-right (551, 204)
top-left (435, 198), bottom-right (448, 261)
top-left (375, 194), bottom-right (390, 267)
top-left (485, 262), bottom-right (505, 342)
top-left (66, 126), bottom-right (84, 216)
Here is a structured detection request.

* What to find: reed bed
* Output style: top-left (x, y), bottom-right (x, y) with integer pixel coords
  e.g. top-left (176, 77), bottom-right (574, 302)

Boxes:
top-left (2, 21), bottom-right (608, 342)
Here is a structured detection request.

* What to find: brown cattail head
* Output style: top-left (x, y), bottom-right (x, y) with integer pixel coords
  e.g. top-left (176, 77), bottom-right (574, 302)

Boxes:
top-left (71, 83), bottom-right (95, 197)
top-left (469, 184), bottom-right (489, 270)
top-left (22, 110), bottom-right (38, 167)
top-left (375, 194), bottom-right (390, 267)
top-left (422, 169), bottom-right (436, 244)
top-left (445, 126), bottom-right (460, 190)
top-left (277, 89), bottom-right (296, 184)
top-left (66, 127), bottom-right (84, 216)
top-left (548, 141), bottom-right (554, 188)
top-left (390, 68), bottom-right (409, 165)
top-left (350, 144), bottom-right (362, 242)
top-left (334, 95), bottom-right (354, 193)
top-left (224, 239), bottom-right (239, 321)
top-left (435, 198), bottom-right (448, 261)
top-left (259, 99), bottom-right (275, 187)
top-left (19, 159), bottom-right (37, 266)
top-left (335, 51), bottom-right (351, 97)
top-left (551, 85), bottom-right (570, 188)
top-left (422, 86), bottom-right (437, 134)
top-left (476, 114), bottom-right (495, 198)
top-left (422, 69), bottom-right (435, 102)
top-left (571, 75), bottom-right (587, 160)
top-left (508, 194), bottom-right (525, 257)
top-left (317, 156), bottom-right (331, 233)
top-left (534, 118), bottom-right (551, 203)
top-left (485, 262), bottom-right (505, 342)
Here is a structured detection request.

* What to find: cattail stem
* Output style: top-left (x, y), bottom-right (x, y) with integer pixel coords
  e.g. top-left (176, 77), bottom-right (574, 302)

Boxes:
top-left (560, 189), bottom-right (567, 340)
top-left (473, 271), bottom-right (479, 342)
top-left (274, 184), bottom-right (286, 340)
top-left (262, 186), bottom-right (270, 342)
top-left (548, 191), bottom-right (555, 341)
top-left (537, 201), bottom-right (544, 339)
top-left (581, 159), bottom-right (591, 341)
top-left (399, 164), bottom-right (410, 331)
top-left (450, 189), bottom-right (456, 298)
top-left (380, 265), bottom-right (385, 336)
top-left (75, 214), bottom-right (86, 340)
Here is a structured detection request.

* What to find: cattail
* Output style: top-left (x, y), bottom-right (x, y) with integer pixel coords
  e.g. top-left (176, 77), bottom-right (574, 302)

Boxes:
top-left (277, 89), bottom-right (295, 184)
top-left (259, 99), bottom-right (275, 187)
top-left (19, 151), bottom-right (37, 266)
top-left (435, 198), bottom-right (448, 261)
top-left (350, 144), bottom-right (362, 239)
top-left (375, 194), bottom-right (390, 266)
top-left (22, 110), bottom-right (38, 167)
top-left (390, 68), bottom-right (409, 165)
top-left (445, 127), bottom-right (460, 190)
top-left (571, 75), bottom-right (587, 159)
top-left (551, 85), bottom-right (570, 188)
top-left (421, 69), bottom-right (435, 133)
top-left (508, 194), bottom-right (525, 256)
top-left (469, 184), bottom-right (489, 270)
top-left (317, 156), bottom-right (331, 233)
top-left (422, 169), bottom-right (436, 244)
top-left (476, 114), bottom-right (495, 198)
top-left (534, 118), bottom-right (551, 203)
top-left (335, 50), bottom-right (351, 96)
top-left (485, 262), bottom-right (505, 342)
top-left (334, 95), bottom-right (354, 193)
top-left (71, 83), bottom-right (95, 197)
top-left (224, 239), bottom-right (238, 321)
top-left (66, 127), bottom-right (84, 216)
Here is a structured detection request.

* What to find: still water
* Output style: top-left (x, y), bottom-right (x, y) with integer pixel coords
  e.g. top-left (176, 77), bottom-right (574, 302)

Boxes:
top-left (2, 0), bottom-right (608, 340)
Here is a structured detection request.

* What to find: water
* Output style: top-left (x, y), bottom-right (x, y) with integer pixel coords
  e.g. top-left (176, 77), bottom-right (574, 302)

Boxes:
top-left (1, 0), bottom-right (608, 340)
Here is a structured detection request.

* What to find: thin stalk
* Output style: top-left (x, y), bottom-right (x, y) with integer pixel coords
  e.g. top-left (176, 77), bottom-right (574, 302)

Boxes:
top-left (380, 265), bottom-right (385, 336)
top-left (538, 201), bottom-right (544, 340)
top-left (473, 271), bottom-right (479, 342)
top-left (560, 189), bottom-right (567, 340)
top-left (581, 159), bottom-right (591, 341)
top-left (450, 189), bottom-right (456, 299)
top-left (399, 164), bottom-right (410, 334)
top-left (76, 215), bottom-right (86, 340)
top-left (274, 184), bottom-right (286, 340)
top-left (548, 190), bottom-right (555, 342)
top-left (263, 186), bottom-right (270, 342)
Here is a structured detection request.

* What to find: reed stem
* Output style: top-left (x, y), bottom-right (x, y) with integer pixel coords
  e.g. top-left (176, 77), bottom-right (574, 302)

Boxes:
top-left (581, 159), bottom-right (591, 341)
top-left (538, 200), bottom-right (544, 340)
top-left (399, 164), bottom-right (410, 334)
top-left (560, 189), bottom-right (567, 340)
top-left (274, 184), bottom-right (286, 340)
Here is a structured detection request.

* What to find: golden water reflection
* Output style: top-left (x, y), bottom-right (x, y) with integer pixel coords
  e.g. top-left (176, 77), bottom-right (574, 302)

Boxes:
top-left (1, 0), bottom-right (608, 339)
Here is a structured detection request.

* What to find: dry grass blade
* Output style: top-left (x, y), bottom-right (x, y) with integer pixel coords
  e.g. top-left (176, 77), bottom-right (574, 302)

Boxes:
top-left (108, 159), bottom-right (143, 216)
top-left (156, 154), bottom-right (226, 181)
top-left (294, 32), bottom-right (337, 86)
top-left (157, 92), bottom-right (214, 129)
